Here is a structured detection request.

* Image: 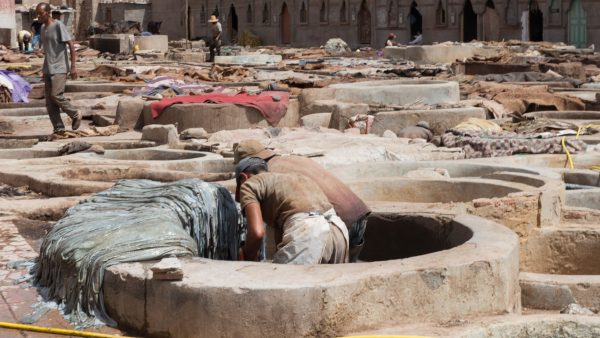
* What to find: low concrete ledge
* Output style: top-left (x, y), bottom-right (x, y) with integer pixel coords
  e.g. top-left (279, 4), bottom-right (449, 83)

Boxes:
top-left (383, 45), bottom-right (502, 64)
top-left (142, 99), bottom-right (300, 132)
top-left (370, 107), bottom-right (486, 136)
top-left (353, 314), bottom-right (600, 337)
top-left (330, 80), bottom-right (460, 106)
top-left (103, 214), bottom-right (519, 337)
top-left (215, 54), bottom-right (282, 65)
top-left (454, 314), bottom-right (600, 338)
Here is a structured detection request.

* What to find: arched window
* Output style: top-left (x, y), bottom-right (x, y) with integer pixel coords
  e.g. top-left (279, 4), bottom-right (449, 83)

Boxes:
top-left (320, 0), bottom-right (327, 23)
top-left (340, 0), bottom-right (347, 23)
top-left (262, 3), bottom-right (270, 24)
top-left (300, 1), bottom-right (308, 24)
top-left (436, 0), bottom-right (446, 25)
top-left (247, 4), bottom-right (253, 24)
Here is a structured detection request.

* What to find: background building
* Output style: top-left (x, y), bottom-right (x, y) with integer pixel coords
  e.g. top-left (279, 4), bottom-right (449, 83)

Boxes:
top-left (152, 0), bottom-right (597, 49)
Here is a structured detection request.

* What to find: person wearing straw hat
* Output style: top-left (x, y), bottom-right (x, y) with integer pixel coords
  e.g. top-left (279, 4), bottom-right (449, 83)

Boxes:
top-left (208, 15), bottom-right (222, 62)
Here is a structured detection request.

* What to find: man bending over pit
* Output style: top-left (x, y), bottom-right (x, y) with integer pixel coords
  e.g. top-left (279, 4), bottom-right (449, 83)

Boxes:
top-left (234, 139), bottom-right (371, 262)
top-left (236, 157), bottom-right (349, 264)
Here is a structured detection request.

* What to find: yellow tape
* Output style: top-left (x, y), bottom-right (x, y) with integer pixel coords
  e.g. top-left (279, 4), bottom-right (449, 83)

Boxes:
top-left (0, 321), bottom-right (130, 338)
top-left (562, 136), bottom-right (574, 169)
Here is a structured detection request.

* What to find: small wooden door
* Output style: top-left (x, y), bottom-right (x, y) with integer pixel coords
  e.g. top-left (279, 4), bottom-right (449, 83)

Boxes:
top-left (358, 0), bottom-right (371, 44)
top-left (568, 0), bottom-right (586, 48)
top-left (280, 3), bottom-right (291, 44)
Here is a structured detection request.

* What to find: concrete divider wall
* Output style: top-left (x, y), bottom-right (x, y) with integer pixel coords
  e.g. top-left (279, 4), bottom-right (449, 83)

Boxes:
top-left (371, 107), bottom-right (486, 136)
top-left (330, 80), bottom-right (460, 106)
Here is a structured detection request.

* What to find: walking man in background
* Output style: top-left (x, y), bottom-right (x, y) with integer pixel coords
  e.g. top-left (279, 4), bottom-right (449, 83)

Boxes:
top-left (36, 2), bottom-right (81, 134)
top-left (208, 15), bottom-right (222, 62)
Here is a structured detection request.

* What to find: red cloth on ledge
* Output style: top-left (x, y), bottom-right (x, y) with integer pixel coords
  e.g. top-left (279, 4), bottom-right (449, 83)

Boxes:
top-left (150, 91), bottom-right (290, 126)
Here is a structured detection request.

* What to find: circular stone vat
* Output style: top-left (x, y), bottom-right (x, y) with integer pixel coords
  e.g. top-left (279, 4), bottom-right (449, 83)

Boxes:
top-left (102, 214), bottom-right (519, 338)
top-left (101, 149), bottom-right (206, 161)
top-left (329, 161), bottom-right (558, 181)
top-left (520, 227), bottom-right (600, 310)
top-left (453, 315), bottom-right (600, 338)
top-left (470, 153), bottom-right (600, 170)
top-left (347, 178), bottom-right (522, 203)
top-left (330, 79), bottom-right (460, 106)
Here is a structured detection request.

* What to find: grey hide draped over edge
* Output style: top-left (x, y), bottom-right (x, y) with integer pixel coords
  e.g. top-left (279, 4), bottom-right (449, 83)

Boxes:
top-left (32, 179), bottom-right (242, 326)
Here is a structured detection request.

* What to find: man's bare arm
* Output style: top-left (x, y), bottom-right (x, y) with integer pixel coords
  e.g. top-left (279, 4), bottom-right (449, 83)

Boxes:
top-left (67, 40), bottom-right (77, 80)
top-left (241, 202), bottom-right (265, 261)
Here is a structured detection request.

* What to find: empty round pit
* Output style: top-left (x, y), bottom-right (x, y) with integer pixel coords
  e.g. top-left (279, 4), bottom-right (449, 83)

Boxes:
top-left (347, 178), bottom-right (522, 203)
top-left (360, 212), bottom-right (473, 261)
top-left (330, 79), bottom-right (460, 106)
top-left (563, 171), bottom-right (600, 210)
top-left (100, 149), bottom-right (206, 161)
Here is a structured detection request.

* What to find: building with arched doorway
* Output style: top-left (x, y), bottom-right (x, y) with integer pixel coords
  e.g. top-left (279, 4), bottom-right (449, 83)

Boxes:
top-left (150, 0), bottom-right (599, 49)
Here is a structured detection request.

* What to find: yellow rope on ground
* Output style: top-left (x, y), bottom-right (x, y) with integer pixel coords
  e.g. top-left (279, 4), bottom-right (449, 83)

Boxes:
top-left (0, 322), bottom-right (130, 338)
top-left (562, 136), bottom-right (574, 169)
top-left (576, 124), bottom-right (600, 139)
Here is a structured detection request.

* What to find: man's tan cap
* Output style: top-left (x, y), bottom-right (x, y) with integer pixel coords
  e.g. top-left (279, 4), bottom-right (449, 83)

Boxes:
top-left (208, 15), bottom-right (219, 23)
top-left (233, 139), bottom-right (276, 164)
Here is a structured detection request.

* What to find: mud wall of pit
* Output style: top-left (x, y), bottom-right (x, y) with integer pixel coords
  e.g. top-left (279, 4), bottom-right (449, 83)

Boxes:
top-left (563, 170), bottom-right (600, 210)
top-left (142, 99), bottom-right (300, 133)
top-left (520, 227), bottom-right (600, 310)
top-left (329, 80), bottom-right (460, 106)
top-left (103, 214), bottom-right (520, 338)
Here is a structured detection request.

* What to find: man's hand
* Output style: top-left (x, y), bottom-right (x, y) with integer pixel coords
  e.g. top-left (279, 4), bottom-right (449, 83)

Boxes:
top-left (70, 66), bottom-right (78, 80)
